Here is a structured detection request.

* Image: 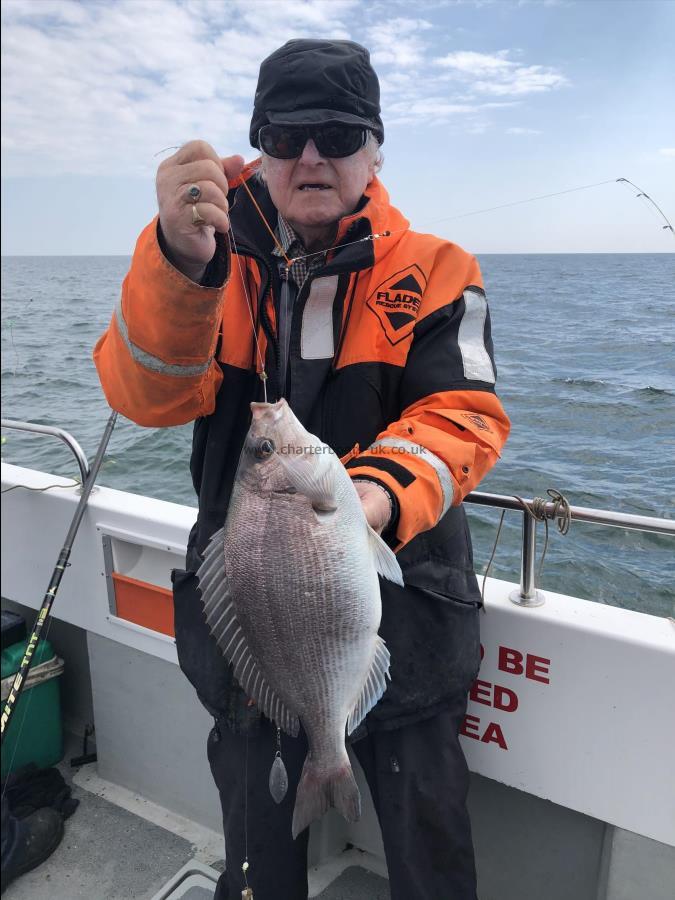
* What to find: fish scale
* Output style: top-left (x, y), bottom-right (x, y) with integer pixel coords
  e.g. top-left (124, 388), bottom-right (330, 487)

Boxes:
top-left (227, 485), bottom-right (368, 720)
top-left (197, 398), bottom-right (403, 838)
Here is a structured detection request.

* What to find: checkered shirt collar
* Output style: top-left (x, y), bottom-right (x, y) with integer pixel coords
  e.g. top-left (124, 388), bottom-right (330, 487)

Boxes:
top-left (272, 214), bottom-right (327, 288)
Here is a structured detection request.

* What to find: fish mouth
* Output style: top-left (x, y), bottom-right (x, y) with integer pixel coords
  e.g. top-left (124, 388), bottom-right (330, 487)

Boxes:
top-left (250, 399), bottom-right (286, 421)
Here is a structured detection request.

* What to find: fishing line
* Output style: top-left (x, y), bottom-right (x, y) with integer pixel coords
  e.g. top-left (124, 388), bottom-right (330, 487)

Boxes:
top-left (241, 730), bottom-right (253, 899)
top-left (1, 478), bottom-right (81, 494)
top-left (3, 318), bottom-right (21, 376)
top-left (267, 176), bottom-right (673, 267)
top-left (238, 177), bottom-right (293, 267)
top-left (481, 510), bottom-right (506, 607)
top-left (2, 298), bottom-right (33, 377)
top-left (227, 230), bottom-right (269, 402)
top-left (421, 179), bottom-right (618, 227)
top-left (153, 145), bottom-right (181, 157)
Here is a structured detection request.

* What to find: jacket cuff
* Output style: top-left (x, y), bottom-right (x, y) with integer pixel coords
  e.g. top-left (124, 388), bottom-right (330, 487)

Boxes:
top-left (350, 476), bottom-right (400, 544)
top-left (156, 221), bottom-right (230, 288)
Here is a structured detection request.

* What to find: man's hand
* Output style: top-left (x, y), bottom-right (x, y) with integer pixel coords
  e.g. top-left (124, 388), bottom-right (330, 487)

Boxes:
top-left (354, 480), bottom-right (393, 535)
top-left (156, 140), bottom-right (245, 282)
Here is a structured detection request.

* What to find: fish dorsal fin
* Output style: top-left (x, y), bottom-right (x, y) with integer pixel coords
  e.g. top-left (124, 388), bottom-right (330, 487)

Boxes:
top-left (367, 526), bottom-right (404, 585)
top-left (196, 528), bottom-right (300, 737)
top-left (276, 450), bottom-right (337, 512)
top-left (346, 636), bottom-right (391, 735)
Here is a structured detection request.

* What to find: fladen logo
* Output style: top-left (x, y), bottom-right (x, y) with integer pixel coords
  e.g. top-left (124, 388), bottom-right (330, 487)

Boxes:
top-left (367, 264), bottom-right (427, 345)
top-left (462, 413), bottom-right (491, 432)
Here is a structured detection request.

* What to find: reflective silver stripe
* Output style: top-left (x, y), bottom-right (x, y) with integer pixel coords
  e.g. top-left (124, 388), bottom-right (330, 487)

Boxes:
top-left (300, 275), bottom-right (339, 360)
top-left (115, 299), bottom-right (211, 377)
top-left (458, 290), bottom-right (495, 384)
top-left (369, 436), bottom-right (455, 516)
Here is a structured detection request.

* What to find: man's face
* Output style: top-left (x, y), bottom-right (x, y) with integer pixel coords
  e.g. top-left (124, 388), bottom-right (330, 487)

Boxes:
top-left (261, 136), bottom-right (376, 236)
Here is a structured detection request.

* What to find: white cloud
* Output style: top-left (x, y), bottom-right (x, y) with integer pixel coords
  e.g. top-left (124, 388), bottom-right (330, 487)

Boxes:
top-left (366, 17), bottom-right (433, 67)
top-left (507, 126), bottom-right (542, 134)
top-left (1, 0), bottom-right (569, 177)
top-left (516, 0), bottom-right (570, 6)
top-left (435, 50), bottom-right (568, 95)
top-left (658, 148), bottom-right (675, 158)
top-left (0, 0), bottom-right (358, 177)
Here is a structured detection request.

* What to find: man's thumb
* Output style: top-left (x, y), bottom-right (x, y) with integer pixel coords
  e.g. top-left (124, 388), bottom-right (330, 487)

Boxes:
top-left (221, 154), bottom-right (246, 184)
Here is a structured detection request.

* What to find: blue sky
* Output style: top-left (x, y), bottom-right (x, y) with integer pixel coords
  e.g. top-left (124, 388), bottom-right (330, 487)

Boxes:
top-left (1, 0), bottom-right (674, 254)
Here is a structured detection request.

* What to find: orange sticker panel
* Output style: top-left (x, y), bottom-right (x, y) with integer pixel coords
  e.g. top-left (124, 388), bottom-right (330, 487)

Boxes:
top-left (366, 264), bottom-right (427, 345)
top-left (112, 572), bottom-right (175, 637)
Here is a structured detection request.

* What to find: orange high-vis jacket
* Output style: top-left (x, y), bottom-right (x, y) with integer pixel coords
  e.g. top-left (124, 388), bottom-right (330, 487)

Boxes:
top-left (95, 168), bottom-right (509, 553)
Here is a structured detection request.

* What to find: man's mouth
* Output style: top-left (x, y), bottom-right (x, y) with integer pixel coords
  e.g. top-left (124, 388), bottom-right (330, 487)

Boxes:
top-left (297, 183), bottom-right (332, 191)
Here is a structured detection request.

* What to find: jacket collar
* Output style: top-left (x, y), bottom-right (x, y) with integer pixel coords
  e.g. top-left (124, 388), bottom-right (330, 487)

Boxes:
top-left (229, 159), bottom-right (410, 274)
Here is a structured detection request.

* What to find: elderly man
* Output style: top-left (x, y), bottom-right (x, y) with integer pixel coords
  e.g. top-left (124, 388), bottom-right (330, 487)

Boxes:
top-left (95, 39), bottom-right (509, 900)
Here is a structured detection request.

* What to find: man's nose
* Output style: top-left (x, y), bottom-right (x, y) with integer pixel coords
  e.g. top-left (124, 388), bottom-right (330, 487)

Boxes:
top-left (298, 138), bottom-right (324, 164)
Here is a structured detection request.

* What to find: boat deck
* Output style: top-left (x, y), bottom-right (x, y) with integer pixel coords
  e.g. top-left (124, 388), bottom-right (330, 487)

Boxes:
top-left (3, 737), bottom-right (390, 900)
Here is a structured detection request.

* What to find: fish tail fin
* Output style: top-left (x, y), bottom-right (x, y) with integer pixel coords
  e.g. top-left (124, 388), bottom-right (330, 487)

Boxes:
top-left (291, 754), bottom-right (361, 840)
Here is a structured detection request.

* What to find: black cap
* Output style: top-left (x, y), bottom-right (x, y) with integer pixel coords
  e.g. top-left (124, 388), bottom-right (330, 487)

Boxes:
top-left (250, 39), bottom-right (384, 148)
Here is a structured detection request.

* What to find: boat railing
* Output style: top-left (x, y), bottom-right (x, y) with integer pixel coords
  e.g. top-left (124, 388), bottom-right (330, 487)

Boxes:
top-left (2, 419), bottom-right (673, 608)
top-left (464, 490), bottom-right (674, 606)
top-left (1, 418), bottom-right (90, 485)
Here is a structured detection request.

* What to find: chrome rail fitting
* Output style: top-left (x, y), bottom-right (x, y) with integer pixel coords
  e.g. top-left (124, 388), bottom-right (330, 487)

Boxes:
top-left (1, 419), bottom-right (90, 485)
top-left (464, 490), bottom-right (674, 607)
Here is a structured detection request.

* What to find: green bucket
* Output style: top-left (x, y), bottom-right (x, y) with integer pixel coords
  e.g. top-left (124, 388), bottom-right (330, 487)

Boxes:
top-left (1, 637), bottom-right (64, 778)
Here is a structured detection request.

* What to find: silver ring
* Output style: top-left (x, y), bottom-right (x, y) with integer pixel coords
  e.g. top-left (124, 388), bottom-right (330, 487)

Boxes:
top-left (191, 204), bottom-right (206, 226)
top-left (186, 184), bottom-right (201, 203)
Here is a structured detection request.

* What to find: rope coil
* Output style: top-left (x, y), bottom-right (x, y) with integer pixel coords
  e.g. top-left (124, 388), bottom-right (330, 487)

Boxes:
top-left (480, 488), bottom-right (572, 605)
top-left (530, 489), bottom-right (572, 535)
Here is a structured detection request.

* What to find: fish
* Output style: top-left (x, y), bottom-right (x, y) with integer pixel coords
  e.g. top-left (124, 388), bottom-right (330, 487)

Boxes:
top-left (196, 398), bottom-right (403, 838)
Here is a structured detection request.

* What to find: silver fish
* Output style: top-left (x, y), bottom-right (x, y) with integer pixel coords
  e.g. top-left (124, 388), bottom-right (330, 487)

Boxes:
top-left (197, 398), bottom-right (403, 838)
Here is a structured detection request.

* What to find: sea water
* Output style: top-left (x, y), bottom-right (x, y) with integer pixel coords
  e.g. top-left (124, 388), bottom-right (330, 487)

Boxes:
top-left (2, 253), bottom-right (674, 616)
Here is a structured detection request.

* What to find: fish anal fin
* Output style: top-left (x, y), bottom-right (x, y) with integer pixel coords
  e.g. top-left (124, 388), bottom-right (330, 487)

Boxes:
top-left (236, 650), bottom-right (300, 737)
top-left (346, 636), bottom-right (391, 735)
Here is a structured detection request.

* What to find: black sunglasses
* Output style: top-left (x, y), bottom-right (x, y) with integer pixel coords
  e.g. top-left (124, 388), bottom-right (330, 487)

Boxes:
top-left (258, 123), bottom-right (369, 159)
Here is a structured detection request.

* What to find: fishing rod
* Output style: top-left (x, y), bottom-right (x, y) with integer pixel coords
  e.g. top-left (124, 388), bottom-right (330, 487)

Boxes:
top-left (0, 409), bottom-right (118, 743)
top-left (616, 177), bottom-right (675, 235)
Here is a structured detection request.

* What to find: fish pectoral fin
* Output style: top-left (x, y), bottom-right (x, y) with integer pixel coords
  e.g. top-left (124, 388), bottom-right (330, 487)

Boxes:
top-left (275, 451), bottom-right (337, 512)
top-left (197, 526), bottom-right (300, 737)
top-left (346, 636), bottom-right (391, 735)
top-left (367, 525), bottom-right (404, 586)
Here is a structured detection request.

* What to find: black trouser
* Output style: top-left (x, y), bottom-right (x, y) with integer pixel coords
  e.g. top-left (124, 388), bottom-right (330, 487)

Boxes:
top-left (209, 694), bottom-right (477, 900)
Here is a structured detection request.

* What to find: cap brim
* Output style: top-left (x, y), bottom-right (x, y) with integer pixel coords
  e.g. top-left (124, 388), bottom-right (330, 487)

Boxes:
top-left (266, 108), bottom-right (376, 130)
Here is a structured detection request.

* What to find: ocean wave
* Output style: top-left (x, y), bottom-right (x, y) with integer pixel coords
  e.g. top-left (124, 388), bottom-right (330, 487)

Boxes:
top-left (553, 377), bottom-right (609, 388)
top-left (634, 385), bottom-right (674, 397)
top-left (552, 377), bottom-right (674, 398)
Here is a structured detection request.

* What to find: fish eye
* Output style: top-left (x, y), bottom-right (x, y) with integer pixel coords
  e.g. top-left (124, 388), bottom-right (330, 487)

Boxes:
top-left (254, 437), bottom-right (275, 459)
